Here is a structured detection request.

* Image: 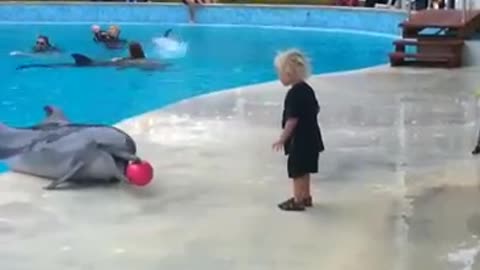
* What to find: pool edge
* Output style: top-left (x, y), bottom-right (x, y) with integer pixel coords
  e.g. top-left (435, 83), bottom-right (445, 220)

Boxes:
top-left (0, 1), bottom-right (407, 13)
top-left (115, 63), bottom-right (392, 127)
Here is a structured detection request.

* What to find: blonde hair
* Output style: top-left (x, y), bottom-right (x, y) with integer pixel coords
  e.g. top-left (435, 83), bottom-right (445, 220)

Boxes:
top-left (109, 25), bottom-right (120, 33)
top-left (274, 49), bottom-right (311, 80)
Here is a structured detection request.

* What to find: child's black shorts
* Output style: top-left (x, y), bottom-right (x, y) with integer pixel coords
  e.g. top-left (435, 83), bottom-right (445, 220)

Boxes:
top-left (287, 150), bottom-right (319, 179)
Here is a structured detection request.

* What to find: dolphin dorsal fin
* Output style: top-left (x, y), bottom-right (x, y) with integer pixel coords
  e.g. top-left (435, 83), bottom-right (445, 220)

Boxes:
top-left (42, 105), bottom-right (69, 125)
top-left (71, 53), bottom-right (93, 66)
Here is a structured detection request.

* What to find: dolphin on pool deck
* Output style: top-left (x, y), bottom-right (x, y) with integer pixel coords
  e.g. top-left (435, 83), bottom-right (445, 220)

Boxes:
top-left (0, 105), bottom-right (143, 190)
top-left (16, 53), bottom-right (169, 71)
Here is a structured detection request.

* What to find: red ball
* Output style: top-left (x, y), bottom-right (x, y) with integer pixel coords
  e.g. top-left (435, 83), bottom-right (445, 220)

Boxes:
top-left (126, 160), bottom-right (154, 186)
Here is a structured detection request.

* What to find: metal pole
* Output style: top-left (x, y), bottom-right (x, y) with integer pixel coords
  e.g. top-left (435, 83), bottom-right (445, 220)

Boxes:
top-left (462, 0), bottom-right (467, 22)
top-left (407, 0), bottom-right (412, 20)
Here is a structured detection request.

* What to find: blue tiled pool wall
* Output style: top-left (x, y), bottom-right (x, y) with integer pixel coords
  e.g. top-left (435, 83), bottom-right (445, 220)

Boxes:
top-left (0, 3), bottom-right (406, 35)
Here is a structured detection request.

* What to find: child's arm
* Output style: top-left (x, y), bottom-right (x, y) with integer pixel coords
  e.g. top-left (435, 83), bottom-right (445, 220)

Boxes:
top-left (279, 118), bottom-right (298, 143)
top-left (272, 118), bottom-right (298, 150)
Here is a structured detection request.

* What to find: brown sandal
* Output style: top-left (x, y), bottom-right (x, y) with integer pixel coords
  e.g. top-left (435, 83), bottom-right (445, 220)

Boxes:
top-left (285, 196), bottom-right (312, 207)
top-left (303, 196), bottom-right (313, 207)
top-left (278, 198), bottom-right (305, 211)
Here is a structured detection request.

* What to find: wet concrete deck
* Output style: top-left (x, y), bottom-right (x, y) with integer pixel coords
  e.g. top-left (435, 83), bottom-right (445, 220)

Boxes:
top-left (2, 65), bottom-right (480, 269)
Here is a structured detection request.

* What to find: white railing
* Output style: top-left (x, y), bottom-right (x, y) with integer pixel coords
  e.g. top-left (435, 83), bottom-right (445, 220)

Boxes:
top-left (395, 0), bottom-right (473, 17)
top-left (459, 0), bottom-right (474, 22)
top-left (406, 0), bottom-right (414, 21)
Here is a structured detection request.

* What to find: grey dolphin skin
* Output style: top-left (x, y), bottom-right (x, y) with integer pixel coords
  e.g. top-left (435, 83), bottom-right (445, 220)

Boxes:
top-left (16, 53), bottom-right (169, 71)
top-left (0, 105), bottom-right (143, 190)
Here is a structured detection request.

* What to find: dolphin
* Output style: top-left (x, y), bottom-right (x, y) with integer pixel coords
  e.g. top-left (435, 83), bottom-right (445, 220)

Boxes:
top-left (0, 105), bottom-right (143, 190)
top-left (16, 53), bottom-right (169, 71)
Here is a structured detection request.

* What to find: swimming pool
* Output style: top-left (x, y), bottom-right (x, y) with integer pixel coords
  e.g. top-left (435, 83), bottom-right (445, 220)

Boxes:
top-left (0, 4), bottom-right (404, 174)
top-left (1, 23), bottom-right (396, 126)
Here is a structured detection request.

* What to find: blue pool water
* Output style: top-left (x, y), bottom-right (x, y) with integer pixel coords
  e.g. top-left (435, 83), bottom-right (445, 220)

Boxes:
top-left (0, 23), bottom-right (394, 127)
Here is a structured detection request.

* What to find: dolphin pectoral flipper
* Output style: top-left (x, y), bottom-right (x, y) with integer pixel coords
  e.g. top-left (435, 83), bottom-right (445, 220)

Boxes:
top-left (43, 161), bottom-right (85, 190)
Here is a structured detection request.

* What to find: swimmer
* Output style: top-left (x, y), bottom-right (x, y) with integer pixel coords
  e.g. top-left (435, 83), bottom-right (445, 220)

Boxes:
top-left (92, 24), bottom-right (109, 42)
top-left (104, 25), bottom-right (128, 49)
top-left (107, 25), bottom-right (121, 40)
top-left (11, 35), bottom-right (62, 57)
top-left (111, 42), bottom-right (144, 62)
top-left (33, 35), bottom-right (61, 53)
top-left (113, 42), bottom-right (168, 70)
top-left (17, 42), bottom-right (169, 71)
top-left (91, 24), bottom-right (127, 49)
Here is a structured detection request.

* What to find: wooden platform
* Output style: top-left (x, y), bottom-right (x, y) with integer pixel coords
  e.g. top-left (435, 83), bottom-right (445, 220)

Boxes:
top-left (401, 10), bottom-right (480, 39)
top-left (389, 9), bottom-right (480, 68)
top-left (402, 10), bottom-right (480, 28)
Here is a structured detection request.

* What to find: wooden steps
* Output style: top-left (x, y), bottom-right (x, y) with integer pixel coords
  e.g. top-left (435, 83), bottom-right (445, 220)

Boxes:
top-left (388, 10), bottom-right (480, 68)
top-left (393, 38), bottom-right (464, 49)
top-left (389, 52), bottom-right (459, 67)
top-left (389, 38), bottom-right (464, 68)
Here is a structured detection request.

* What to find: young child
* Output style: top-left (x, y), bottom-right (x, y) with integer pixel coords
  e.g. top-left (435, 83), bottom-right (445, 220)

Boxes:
top-left (272, 49), bottom-right (325, 212)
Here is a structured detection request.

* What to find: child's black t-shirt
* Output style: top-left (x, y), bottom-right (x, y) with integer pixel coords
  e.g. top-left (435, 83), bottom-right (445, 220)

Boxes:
top-left (281, 81), bottom-right (324, 155)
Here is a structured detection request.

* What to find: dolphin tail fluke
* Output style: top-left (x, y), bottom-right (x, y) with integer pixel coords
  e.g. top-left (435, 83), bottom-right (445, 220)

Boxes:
top-left (71, 53), bottom-right (93, 66)
top-left (163, 28), bottom-right (173, 37)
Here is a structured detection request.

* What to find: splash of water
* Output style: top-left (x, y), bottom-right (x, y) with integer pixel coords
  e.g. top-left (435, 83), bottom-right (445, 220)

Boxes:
top-left (152, 37), bottom-right (188, 59)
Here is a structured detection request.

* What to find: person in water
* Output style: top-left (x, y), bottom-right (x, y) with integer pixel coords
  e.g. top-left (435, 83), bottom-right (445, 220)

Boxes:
top-left (91, 24), bottom-right (127, 49)
top-left (271, 49), bottom-right (325, 212)
top-left (17, 41), bottom-right (168, 71)
top-left (106, 25), bottom-right (121, 40)
top-left (92, 25), bottom-right (109, 42)
top-left (112, 42), bottom-right (146, 62)
top-left (110, 41), bottom-right (168, 70)
top-left (33, 35), bottom-right (60, 53)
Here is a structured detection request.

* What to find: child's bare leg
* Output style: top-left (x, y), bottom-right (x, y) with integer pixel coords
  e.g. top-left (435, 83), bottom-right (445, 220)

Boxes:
top-left (293, 177), bottom-right (303, 203)
top-left (188, 4), bottom-right (195, 23)
top-left (278, 177), bottom-right (306, 211)
top-left (298, 174), bottom-right (313, 207)
top-left (302, 174), bottom-right (311, 198)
